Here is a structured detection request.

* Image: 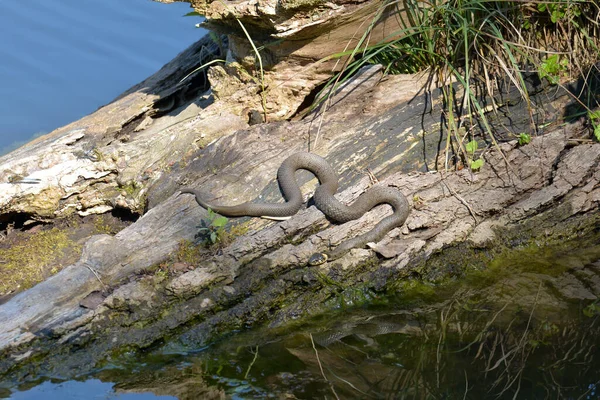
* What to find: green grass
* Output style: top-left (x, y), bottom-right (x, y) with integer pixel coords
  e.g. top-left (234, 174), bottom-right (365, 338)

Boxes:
top-left (313, 0), bottom-right (600, 165)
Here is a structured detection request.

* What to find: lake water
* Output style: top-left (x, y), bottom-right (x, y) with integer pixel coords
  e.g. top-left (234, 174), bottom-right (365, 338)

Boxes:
top-left (0, 0), bottom-right (204, 156)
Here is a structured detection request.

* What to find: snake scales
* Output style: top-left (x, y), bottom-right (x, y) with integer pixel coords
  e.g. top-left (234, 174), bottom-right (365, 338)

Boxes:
top-left (180, 152), bottom-right (410, 264)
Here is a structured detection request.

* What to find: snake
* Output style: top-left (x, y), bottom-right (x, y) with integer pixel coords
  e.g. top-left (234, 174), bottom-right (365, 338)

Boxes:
top-left (179, 152), bottom-right (410, 265)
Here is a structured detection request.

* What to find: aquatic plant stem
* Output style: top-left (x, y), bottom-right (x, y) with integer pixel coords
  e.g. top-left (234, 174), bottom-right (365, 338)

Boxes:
top-left (310, 333), bottom-right (340, 400)
top-left (243, 346), bottom-right (259, 379)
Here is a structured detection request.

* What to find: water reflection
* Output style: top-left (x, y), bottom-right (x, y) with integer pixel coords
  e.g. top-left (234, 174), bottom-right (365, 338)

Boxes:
top-left (85, 285), bottom-right (600, 399)
top-left (6, 244), bottom-right (600, 399)
top-left (8, 379), bottom-right (175, 399)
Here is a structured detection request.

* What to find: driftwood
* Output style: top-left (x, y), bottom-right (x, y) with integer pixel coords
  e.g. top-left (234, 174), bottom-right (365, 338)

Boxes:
top-left (0, 55), bottom-right (598, 381)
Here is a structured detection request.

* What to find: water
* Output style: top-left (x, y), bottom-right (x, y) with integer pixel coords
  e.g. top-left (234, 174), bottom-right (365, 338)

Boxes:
top-left (8, 379), bottom-right (175, 400)
top-left (0, 0), bottom-right (204, 156)
top-left (5, 238), bottom-right (600, 399)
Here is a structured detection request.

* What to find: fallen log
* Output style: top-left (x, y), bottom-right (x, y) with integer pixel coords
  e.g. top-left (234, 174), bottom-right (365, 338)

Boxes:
top-left (0, 58), bottom-right (598, 381)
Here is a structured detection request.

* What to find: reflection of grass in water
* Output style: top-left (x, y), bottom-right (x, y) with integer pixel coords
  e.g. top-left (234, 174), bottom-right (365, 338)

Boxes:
top-left (85, 238), bottom-right (600, 399)
top-left (90, 280), bottom-right (600, 399)
top-left (198, 244), bottom-right (600, 398)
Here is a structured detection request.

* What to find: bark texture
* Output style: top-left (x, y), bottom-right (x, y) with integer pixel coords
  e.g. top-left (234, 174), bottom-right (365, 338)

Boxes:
top-left (156, 0), bottom-right (408, 120)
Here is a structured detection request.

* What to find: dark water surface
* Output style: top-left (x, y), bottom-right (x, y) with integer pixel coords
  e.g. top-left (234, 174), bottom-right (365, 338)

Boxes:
top-left (5, 237), bottom-right (600, 399)
top-left (0, 0), bottom-right (203, 156)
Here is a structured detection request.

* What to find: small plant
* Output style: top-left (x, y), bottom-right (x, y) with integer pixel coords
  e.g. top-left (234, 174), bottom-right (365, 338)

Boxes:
top-left (518, 133), bottom-right (532, 146)
top-left (198, 208), bottom-right (229, 245)
top-left (537, 1), bottom-right (581, 24)
top-left (312, 0), bottom-right (600, 166)
top-left (154, 267), bottom-right (169, 281)
top-left (465, 140), bottom-right (484, 171)
top-left (538, 55), bottom-right (569, 85)
top-left (583, 301), bottom-right (600, 317)
top-left (589, 110), bottom-right (600, 142)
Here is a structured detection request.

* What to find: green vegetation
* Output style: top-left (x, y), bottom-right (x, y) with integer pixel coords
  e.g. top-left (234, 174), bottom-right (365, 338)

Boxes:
top-left (119, 181), bottom-right (141, 197)
top-left (518, 132), bottom-right (532, 146)
top-left (0, 227), bottom-right (79, 295)
top-left (195, 209), bottom-right (251, 248)
top-left (314, 0), bottom-right (600, 166)
top-left (198, 208), bottom-right (229, 245)
top-left (93, 215), bottom-right (117, 235)
top-left (539, 54), bottom-right (569, 85)
top-left (583, 300), bottom-right (600, 317)
top-left (465, 140), bottom-right (484, 171)
top-left (589, 110), bottom-right (600, 141)
top-left (175, 239), bottom-right (203, 264)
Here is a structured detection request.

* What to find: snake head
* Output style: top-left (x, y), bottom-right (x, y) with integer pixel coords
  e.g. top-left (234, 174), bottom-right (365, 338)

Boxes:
top-left (308, 252), bottom-right (328, 266)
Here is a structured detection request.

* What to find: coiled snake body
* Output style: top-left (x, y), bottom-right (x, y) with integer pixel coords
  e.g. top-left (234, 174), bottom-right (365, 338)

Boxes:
top-left (180, 152), bottom-right (410, 265)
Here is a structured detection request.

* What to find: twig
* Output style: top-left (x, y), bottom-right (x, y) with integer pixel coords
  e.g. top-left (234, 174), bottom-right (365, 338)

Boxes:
top-left (309, 104), bottom-right (328, 152)
top-left (440, 175), bottom-right (479, 224)
top-left (324, 369), bottom-right (371, 397)
top-left (463, 370), bottom-right (469, 400)
top-left (310, 333), bottom-right (340, 400)
top-left (84, 264), bottom-right (108, 291)
top-left (244, 346), bottom-right (259, 379)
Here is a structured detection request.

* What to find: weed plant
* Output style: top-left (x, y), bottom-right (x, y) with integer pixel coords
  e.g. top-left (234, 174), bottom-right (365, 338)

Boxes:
top-left (313, 0), bottom-right (600, 167)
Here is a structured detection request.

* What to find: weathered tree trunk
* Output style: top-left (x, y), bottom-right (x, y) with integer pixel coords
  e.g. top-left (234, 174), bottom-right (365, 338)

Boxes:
top-left (0, 56), bottom-right (598, 381)
top-left (157, 0), bottom-right (410, 120)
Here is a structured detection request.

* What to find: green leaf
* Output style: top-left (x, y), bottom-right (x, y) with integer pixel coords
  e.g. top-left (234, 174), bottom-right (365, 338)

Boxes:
top-left (465, 140), bottom-right (478, 154)
top-left (589, 110), bottom-right (600, 122)
top-left (210, 232), bottom-right (217, 243)
top-left (583, 303), bottom-right (600, 317)
top-left (594, 125), bottom-right (600, 142)
top-left (539, 55), bottom-right (568, 85)
top-left (583, 305), bottom-right (595, 317)
top-left (590, 111), bottom-right (600, 142)
top-left (470, 159), bottom-right (484, 171)
top-left (212, 216), bottom-right (229, 227)
top-left (518, 133), bottom-right (531, 146)
top-left (550, 7), bottom-right (565, 23)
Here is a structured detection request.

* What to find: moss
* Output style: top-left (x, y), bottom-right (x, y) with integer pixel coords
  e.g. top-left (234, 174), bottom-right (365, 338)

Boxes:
top-left (120, 181), bottom-right (141, 197)
top-left (0, 227), bottom-right (80, 295)
top-left (175, 240), bottom-right (204, 264)
top-left (395, 279), bottom-right (438, 302)
top-left (93, 215), bottom-right (116, 235)
top-left (23, 188), bottom-right (63, 218)
top-left (219, 221), bottom-right (251, 247)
